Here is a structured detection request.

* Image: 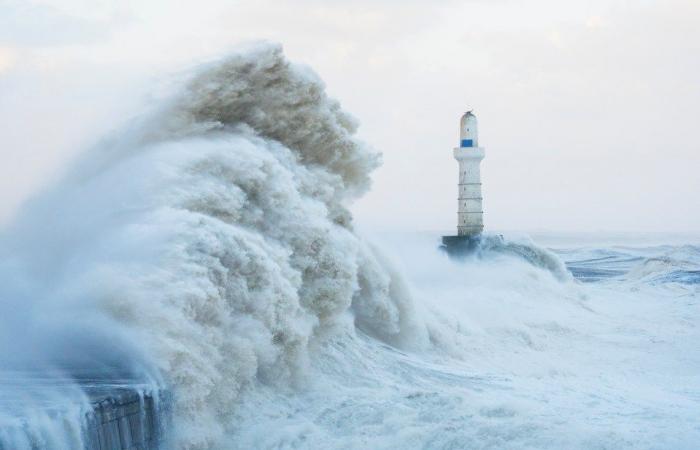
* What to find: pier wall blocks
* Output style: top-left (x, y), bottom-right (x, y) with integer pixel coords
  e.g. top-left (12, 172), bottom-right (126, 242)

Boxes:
top-left (84, 391), bottom-right (167, 450)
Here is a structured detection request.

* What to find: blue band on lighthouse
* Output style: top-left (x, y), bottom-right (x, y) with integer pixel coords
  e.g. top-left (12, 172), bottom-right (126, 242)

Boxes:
top-left (461, 139), bottom-right (474, 148)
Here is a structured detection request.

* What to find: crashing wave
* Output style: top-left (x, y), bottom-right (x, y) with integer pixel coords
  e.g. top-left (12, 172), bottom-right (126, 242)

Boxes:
top-left (0, 43), bottom-right (427, 449)
top-left (446, 234), bottom-right (571, 281)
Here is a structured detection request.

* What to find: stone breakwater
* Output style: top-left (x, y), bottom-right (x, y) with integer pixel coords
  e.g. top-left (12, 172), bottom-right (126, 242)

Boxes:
top-left (84, 390), bottom-right (169, 450)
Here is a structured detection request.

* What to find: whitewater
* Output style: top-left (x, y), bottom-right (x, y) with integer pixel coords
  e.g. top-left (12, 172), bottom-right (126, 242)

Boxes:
top-left (0, 44), bottom-right (698, 449)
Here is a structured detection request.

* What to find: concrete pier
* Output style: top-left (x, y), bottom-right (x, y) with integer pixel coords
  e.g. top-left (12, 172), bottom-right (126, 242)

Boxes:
top-left (84, 390), bottom-right (168, 450)
top-left (440, 234), bottom-right (481, 259)
top-left (0, 371), bottom-right (169, 450)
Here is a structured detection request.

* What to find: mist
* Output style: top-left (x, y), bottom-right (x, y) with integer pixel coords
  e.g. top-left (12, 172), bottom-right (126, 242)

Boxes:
top-left (1, 0), bottom-right (699, 232)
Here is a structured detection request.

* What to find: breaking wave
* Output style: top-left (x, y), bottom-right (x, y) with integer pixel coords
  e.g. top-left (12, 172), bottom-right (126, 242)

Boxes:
top-left (465, 234), bottom-right (571, 281)
top-left (0, 43), bottom-right (428, 449)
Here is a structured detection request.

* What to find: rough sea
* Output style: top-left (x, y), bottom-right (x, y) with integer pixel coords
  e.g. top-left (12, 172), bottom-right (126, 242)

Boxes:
top-left (0, 43), bottom-right (698, 449)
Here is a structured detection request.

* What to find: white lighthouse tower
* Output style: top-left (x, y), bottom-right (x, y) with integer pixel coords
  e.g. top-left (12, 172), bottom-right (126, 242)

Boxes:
top-left (455, 111), bottom-right (484, 236)
top-left (442, 110), bottom-right (485, 255)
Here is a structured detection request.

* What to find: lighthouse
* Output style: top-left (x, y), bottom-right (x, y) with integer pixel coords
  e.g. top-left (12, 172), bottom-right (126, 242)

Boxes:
top-left (441, 110), bottom-right (485, 256)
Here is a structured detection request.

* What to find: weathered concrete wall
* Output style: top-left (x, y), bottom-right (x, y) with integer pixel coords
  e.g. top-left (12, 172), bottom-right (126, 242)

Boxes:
top-left (83, 391), bottom-right (167, 450)
top-left (440, 234), bottom-right (481, 259)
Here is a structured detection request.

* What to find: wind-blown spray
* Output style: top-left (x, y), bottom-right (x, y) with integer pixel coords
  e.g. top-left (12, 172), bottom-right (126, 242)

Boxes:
top-left (0, 43), bottom-right (427, 449)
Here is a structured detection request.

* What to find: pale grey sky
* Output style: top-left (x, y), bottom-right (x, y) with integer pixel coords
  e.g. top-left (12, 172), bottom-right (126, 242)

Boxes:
top-left (1, 0), bottom-right (699, 232)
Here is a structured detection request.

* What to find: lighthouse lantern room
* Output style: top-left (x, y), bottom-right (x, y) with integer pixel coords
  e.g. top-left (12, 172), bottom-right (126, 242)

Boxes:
top-left (460, 111), bottom-right (479, 148)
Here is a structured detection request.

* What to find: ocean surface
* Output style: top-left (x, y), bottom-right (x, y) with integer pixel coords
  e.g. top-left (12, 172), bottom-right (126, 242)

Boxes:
top-left (3, 228), bottom-right (699, 449)
top-left (222, 232), bottom-right (700, 449)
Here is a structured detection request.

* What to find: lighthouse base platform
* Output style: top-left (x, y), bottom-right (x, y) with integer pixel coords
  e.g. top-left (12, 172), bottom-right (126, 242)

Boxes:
top-left (440, 234), bottom-right (483, 259)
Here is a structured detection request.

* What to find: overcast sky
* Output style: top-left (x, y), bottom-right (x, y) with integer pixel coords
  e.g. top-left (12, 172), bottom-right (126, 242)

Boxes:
top-left (1, 0), bottom-right (699, 233)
